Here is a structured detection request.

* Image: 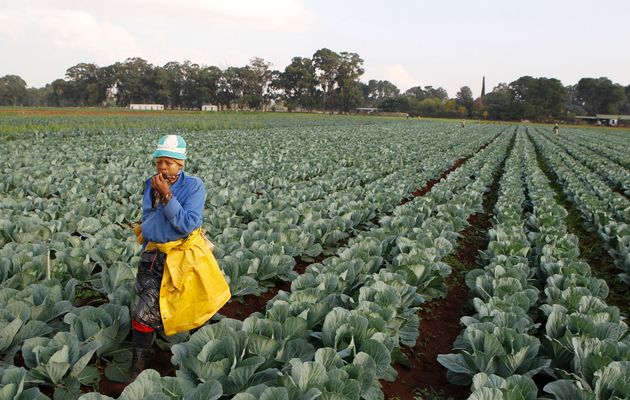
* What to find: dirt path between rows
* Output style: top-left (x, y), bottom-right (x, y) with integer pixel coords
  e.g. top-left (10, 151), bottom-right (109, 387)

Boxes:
top-left (381, 130), bottom-right (511, 399)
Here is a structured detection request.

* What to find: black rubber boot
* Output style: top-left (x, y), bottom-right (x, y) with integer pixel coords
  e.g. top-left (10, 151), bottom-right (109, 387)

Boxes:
top-left (129, 347), bottom-right (155, 381)
top-left (128, 323), bottom-right (155, 382)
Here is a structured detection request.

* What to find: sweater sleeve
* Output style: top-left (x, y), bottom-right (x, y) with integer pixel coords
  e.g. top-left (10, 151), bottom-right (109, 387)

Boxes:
top-left (162, 178), bottom-right (205, 235)
top-left (141, 180), bottom-right (155, 223)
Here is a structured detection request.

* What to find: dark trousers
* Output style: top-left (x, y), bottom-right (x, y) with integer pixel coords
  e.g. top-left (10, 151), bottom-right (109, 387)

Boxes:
top-left (131, 249), bottom-right (166, 330)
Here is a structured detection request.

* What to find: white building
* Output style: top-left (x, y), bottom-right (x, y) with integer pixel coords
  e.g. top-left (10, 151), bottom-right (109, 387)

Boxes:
top-left (202, 104), bottom-right (218, 111)
top-left (129, 104), bottom-right (164, 111)
top-left (575, 114), bottom-right (630, 126)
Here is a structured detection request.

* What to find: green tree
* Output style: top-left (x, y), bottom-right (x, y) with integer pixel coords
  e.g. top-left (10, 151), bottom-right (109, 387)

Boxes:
top-left (404, 85), bottom-right (447, 103)
top-left (241, 57), bottom-right (273, 110)
top-left (423, 86), bottom-right (449, 103)
top-left (217, 67), bottom-right (244, 109)
top-left (0, 75), bottom-right (28, 106)
top-left (366, 80), bottom-right (400, 107)
top-left (64, 63), bottom-right (113, 106)
top-left (277, 56), bottom-right (319, 111)
top-left (337, 80), bottom-right (365, 113)
top-left (414, 97), bottom-right (442, 116)
top-left (47, 79), bottom-right (72, 106)
top-left (179, 61), bottom-right (221, 109)
top-left (112, 57), bottom-right (157, 106)
top-left (24, 86), bottom-right (50, 106)
top-left (484, 83), bottom-right (516, 120)
top-left (565, 84), bottom-right (587, 117)
top-left (156, 61), bottom-right (185, 109)
top-left (442, 99), bottom-right (467, 118)
top-left (456, 86), bottom-right (474, 117)
top-left (380, 96), bottom-right (412, 113)
top-left (509, 76), bottom-right (566, 120)
top-left (198, 66), bottom-right (222, 107)
top-left (619, 85), bottom-right (630, 114)
top-left (576, 77), bottom-right (626, 114)
top-left (472, 97), bottom-right (485, 118)
top-left (404, 86), bottom-right (426, 100)
top-left (312, 48), bottom-right (341, 111)
top-left (334, 52), bottom-right (364, 112)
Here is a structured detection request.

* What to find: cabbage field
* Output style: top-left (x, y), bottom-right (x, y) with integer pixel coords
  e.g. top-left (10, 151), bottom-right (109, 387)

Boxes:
top-left (0, 111), bottom-right (629, 400)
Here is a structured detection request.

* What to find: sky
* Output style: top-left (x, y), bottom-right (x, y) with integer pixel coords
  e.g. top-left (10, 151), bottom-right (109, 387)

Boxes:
top-left (1, 0), bottom-right (629, 98)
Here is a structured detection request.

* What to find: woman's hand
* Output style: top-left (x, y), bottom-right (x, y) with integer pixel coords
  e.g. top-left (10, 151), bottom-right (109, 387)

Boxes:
top-left (151, 173), bottom-right (171, 196)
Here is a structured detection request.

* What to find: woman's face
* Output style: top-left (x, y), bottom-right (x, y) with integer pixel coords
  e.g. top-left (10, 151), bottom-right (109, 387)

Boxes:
top-left (155, 157), bottom-right (182, 177)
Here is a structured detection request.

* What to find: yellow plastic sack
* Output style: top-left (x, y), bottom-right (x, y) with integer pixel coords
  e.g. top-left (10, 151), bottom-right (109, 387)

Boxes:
top-left (142, 228), bottom-right (231, 335)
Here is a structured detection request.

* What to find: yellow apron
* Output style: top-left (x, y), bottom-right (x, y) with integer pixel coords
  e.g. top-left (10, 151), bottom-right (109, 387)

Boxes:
top-left (134, 226), bottom-right (231, 335)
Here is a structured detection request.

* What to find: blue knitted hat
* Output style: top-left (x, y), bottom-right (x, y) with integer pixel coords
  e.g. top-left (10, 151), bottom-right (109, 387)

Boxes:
top-left (152, 135), bottom-right (187, 160)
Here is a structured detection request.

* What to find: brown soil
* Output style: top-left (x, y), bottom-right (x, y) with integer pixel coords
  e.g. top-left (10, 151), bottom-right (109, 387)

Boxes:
top-left (217, 253), bottom-right (325, 320)
top-left (73, 286), bottom-right (109, 307)
top-left (381, 270), bottom-right (470, 400)
top-left (403, 140), bottom-right (493, 206)
top-left (217, 282), bottom-right (291, 320)
top-left (612, 186), bottom-right (630, 201)
top-left (95, 345), bottom-right (176, 397)
top-left (379, 216), bottom-right (495, 400)
top-left (97, 373), bottom-right (129, 397)
top-left (405, 157), bottom-right (466, 202)
top-left (13, 351), bottom-right (24, 367)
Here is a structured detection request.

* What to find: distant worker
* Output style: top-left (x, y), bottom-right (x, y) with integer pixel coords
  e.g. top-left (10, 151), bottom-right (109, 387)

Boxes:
top-left (553, 123), bottom-right (559, 136)
top-left (461, 120), bottom-right (466, 128)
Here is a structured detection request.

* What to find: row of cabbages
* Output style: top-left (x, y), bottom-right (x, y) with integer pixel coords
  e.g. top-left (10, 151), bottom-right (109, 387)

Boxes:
top-left (438, 129), bottom-right (547, 398)
top-left (542, 128), bottom-right (630, 196)
top-left (521, 133), bottom-right (630, 399)
top-left (57, 128), bottom-right (511, 398)
top-left (531, 128), bottom-right (629, 225)
top-left (0, 124), bottom-right (498, 300)
top-left (528, 128), bottom-right (630, 285)
top-left (439, 129), bottom-right (630, 399)
top-left (567, 128), bottom-right (630, 170)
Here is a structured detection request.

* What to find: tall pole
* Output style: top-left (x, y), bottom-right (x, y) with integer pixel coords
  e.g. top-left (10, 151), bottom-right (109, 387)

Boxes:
top-left (45, 239), bottom-right (51, 280)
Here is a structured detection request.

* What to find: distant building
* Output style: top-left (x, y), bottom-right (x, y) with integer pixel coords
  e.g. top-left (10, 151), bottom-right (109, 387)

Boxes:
top-left (202, 104), bottom-right (218, 111)
top-left (355, 107), bottom-right (378, 114)
top-left (129, 104), bottom-right (164, 111)
top-left (575, 114), bottom-right (630, 126)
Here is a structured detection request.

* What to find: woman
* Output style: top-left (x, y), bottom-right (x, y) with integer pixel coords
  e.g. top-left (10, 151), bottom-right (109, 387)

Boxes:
top-left (130, 134), bottom-right (229, 378)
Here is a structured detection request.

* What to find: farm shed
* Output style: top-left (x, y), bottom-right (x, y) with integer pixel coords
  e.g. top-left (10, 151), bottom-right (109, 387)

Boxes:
top-left (202, 104), bottom-right (218, 111)
top-left (575, 114), bottom-right (630, 126)
top-left (129, 104), bottom-right (164, 110)
top-left (355, 107), bottom-right (378, 114)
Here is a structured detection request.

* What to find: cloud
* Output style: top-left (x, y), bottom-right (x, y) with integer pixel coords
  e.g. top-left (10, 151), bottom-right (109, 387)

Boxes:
top-left (140, 0), bottom-right (316, 32)
top-left (0, 6), bottom-right (142, 62)
top-left (3, 0), bottom-right (315, 34)
top-left (383, 64), bottom-right (421, 91)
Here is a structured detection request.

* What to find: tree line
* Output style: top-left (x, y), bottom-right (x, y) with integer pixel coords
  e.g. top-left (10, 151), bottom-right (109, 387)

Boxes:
top-left (1, 48), bottom-right (629, 121)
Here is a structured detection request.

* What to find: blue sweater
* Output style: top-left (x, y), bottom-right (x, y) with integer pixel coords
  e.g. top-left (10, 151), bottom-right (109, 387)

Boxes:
top-left (141, 171), bottom-right (206, 244)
